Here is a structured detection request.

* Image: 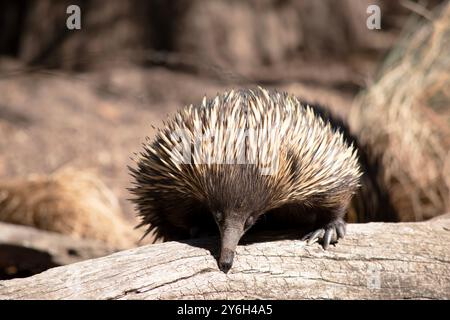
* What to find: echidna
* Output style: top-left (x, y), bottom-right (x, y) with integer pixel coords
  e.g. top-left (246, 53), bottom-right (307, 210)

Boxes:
top-left (130, 87), bottom-right (361, 272)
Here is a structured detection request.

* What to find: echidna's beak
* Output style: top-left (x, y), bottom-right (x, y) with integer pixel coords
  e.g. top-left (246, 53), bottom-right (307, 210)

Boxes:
top-left (219, 226), bottom-right (242, 273)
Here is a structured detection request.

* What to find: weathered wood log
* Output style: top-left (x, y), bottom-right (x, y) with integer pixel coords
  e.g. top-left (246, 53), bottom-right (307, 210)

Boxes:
top-left (0, 216), bottom-right (449, 299)
top-left (0, 222), bottom-right (119, 280)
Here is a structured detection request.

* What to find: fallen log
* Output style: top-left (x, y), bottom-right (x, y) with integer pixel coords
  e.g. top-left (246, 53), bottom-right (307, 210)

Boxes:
top-left (0, 222), bottom-right (119, 280)
top-left (0, 216), bottom-right (449, 299)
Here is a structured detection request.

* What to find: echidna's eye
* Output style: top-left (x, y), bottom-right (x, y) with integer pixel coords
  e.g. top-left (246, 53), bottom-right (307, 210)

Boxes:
top-left (215, 211), bottom-right (223, 222)
top-left (245, 216), bottom-right (254, 229)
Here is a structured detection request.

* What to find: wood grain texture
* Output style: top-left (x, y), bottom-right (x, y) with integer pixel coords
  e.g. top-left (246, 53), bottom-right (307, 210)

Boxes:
top-left (0, 216), bottom-right (449, 300)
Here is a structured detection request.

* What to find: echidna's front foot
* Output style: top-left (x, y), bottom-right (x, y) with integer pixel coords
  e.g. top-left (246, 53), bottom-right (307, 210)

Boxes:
top-left (301, 219), bottom-right (346, 249)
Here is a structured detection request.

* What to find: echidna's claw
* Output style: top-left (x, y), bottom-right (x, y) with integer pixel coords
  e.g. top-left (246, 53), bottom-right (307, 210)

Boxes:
top-left (323, 228), bottom-right (334, 249)
top-left (302, 219), bottom-right (346, 249)
top-left (336, 222), bottom-right (346, 239)
top-left (302, 229), bottom-right (324, 244)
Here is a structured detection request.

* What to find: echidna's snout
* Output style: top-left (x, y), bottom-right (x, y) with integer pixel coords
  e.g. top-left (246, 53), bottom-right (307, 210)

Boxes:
top-left (219, 226), bottom-right (243, 273)
top-left (219, 248), bottom-right (234, 273)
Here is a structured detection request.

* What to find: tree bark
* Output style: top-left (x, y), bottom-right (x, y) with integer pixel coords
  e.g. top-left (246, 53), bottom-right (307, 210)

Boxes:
top-left (0, 216), bottom-right (449, 299)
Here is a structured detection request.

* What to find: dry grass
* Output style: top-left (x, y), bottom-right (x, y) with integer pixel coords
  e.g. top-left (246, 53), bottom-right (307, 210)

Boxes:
top-left (0, 167), bottom-right (143, 249)
top-left (350, 2), bottom-right (450, 221)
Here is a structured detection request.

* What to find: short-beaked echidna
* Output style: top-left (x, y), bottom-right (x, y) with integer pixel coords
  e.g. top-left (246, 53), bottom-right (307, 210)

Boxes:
top-left (130, 87), bottom-right (361, 272)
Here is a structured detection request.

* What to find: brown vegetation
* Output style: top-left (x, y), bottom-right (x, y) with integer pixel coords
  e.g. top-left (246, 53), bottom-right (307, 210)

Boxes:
top-left (0, 168), bottom-right (141, 248)
top-left (350, 3), bottom-right (450, 221)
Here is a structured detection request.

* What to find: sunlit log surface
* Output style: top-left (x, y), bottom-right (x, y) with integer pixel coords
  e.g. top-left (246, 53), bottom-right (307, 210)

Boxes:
top-left (0, 215), bottom-right (449, 299)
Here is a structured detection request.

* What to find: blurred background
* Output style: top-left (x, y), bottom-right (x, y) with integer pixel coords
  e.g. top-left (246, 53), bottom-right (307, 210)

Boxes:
top-left (0, 0), bottom-right (426, 214)
top-left (0, 0), bottom-right (449, 279)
